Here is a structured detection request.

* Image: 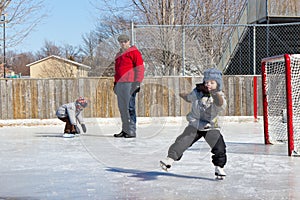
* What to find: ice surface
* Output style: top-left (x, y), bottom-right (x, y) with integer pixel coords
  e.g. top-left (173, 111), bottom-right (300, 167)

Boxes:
top-left (0, 117), bottom-right (299, 200)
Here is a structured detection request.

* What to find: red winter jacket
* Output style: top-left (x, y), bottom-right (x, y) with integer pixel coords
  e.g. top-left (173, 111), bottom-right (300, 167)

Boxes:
top-left (114, 46), bottom-right (145, 83)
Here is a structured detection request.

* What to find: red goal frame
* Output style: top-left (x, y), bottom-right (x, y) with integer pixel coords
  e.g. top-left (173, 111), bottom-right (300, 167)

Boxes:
top-left (261, 54), bottom-right (294, 156)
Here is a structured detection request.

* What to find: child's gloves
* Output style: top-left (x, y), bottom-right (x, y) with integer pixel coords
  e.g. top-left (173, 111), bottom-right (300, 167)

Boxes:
top-left (74, 125), bottom-right (81, 134)
top-left (210, 92), bottom-right (224, 106)
top-left (196, 83), bottom-right (209, 94)
top-left (131, 82), bottom-right (141, 94)
top-left (81, 124), bottom-right (87, 133)
top-left (179, 93), bottom-right (190, 102)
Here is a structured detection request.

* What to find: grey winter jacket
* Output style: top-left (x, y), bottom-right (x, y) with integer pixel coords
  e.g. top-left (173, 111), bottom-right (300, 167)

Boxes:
top-left (56, 102), bottom-right (85, 125)
top-left (186, 88), bottom-right (227, 130)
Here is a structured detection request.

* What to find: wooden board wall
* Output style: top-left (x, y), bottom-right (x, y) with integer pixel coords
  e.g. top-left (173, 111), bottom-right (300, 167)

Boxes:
top-left (0, 76), bottom-right (262, 119)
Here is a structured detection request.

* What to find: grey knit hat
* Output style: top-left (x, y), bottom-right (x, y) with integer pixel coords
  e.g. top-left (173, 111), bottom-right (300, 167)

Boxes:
top-left (117, 34), bottom-right (130, 42)
top-left (203, 68), bottom-right (223, 91)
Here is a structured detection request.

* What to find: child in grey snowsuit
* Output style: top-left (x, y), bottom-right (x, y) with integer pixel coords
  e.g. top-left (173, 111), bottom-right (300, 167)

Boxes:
top-left (160, 68), bottom-right (227, 178)
top-left (56, 97), bottom-right (88, 137)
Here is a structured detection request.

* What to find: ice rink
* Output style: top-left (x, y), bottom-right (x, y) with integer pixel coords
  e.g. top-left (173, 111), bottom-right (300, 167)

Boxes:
top-left (0, 117), bottom-right (299, 200)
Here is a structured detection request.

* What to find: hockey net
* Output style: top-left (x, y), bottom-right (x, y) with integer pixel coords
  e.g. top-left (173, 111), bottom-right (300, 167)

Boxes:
top-left (261, 54), bottom-right (300, 156)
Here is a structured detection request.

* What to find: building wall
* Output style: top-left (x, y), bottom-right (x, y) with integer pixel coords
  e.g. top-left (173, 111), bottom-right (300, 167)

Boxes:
top-left (30, 58), bottom-right (88, 78)
top-left (248, 0), bottom-right (300, 24)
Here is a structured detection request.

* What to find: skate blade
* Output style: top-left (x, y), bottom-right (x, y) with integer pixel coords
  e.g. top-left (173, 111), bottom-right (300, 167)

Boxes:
top-left (160, 161), bottom-right (170, 172)
top-left (292, 150), bottom-right (300, 157)
top-left (215, 175), bottom-right (225, 180)
top-left (215, 173), bottom-right (226, 180)
top-left (63, 134), bottom-right (75, 138)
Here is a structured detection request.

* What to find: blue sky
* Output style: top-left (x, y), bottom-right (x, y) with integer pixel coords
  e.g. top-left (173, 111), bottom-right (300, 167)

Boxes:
top-left (15, 0), bottom-right (96, 53)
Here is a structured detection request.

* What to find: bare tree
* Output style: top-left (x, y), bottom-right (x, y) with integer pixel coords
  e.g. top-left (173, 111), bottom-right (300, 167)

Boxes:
top-left (81, 31), bottom-right (99, 61)
top-left (80, 30), bottom-right (100, 76)
top-left (62, 44), bottom-right (81, 62)
top-left (0, 0), bottom-right (47, 48)
top-left (35, 40), bottom-right (62, 59)
top-left (90, 0), bottom-right (246, 76)
top-left (80, 18), bottom-right (131, 77)
top-left (130, 0), bottom-right (247, 75)
top-left (7, 52), bottom-right (34, 76)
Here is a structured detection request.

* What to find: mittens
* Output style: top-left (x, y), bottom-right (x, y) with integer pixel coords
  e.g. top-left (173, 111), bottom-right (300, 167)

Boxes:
top-left (179, 93), bottom-right (190, 102)
top-left (74, 125), bottom-right (81, 134)
top-left (81, 124), bottom-right (87, 133)
top-left (196, 83), bottom-right (209, 94)
top-left (131, 82), bottom-right (141, 94)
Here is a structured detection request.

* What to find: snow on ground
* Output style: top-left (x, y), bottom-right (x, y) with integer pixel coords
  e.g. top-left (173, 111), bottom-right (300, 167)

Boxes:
top-left (0, 117), bottom-right (299, 200)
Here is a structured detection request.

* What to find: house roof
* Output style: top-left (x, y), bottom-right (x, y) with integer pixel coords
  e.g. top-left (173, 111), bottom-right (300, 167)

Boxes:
top-left (26, 55), bottom-right (91, 70)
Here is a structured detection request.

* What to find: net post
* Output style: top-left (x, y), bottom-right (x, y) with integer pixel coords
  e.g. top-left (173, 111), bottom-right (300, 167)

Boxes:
top-left (253, 76), bottom-right (258, 122)
top-left (261, 61), bottom-right (271, 144)
top-left (284, 54), bottom-right (294, 156)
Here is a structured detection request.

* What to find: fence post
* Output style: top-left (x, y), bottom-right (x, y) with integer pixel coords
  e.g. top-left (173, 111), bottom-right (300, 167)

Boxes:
top-left (182, 26), bottom-right (185, 76)
top-left (253, 76), bottom-right (258, 122)
top-left (131, 21), bottom-right (135, 45)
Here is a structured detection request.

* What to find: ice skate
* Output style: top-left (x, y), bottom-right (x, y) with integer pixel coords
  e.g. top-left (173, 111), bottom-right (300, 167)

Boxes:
top-left (63, 133), bottom-right (75, 138)
top-left (215, 166), bottom-right (226, 180)
top-left (74, 131), bottom-right (80, 136)
top-left (160, 157), bottom-right (174, 172)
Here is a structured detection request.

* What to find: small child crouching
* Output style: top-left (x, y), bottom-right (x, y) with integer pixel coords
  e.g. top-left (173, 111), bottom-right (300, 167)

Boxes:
top-left (56, 97), bottom-right (88, 138)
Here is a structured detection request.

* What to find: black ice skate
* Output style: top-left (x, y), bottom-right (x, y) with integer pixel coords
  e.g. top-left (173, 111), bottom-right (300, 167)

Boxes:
top-left (160, 157), bottom-right (174, 172)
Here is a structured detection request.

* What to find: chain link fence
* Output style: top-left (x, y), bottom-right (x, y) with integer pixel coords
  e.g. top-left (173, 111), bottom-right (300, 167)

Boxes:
top-left (132, 22), bottom-right (300, 76)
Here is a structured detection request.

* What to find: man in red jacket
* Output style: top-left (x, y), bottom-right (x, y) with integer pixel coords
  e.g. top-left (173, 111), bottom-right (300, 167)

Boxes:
top-left (113, 34), bottom-right (145, 138)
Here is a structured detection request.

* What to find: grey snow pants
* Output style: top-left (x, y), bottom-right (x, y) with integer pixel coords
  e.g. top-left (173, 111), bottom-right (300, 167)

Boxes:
top-left (168, 125), bottom-right (227, 168)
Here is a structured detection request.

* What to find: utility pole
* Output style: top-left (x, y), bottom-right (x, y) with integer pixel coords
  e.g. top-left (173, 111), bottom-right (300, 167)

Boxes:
top-left (2, 14), bottom-right (6, 78)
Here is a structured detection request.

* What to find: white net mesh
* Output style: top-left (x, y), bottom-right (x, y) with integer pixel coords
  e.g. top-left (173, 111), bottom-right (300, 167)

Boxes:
top-left (263, 54), bottom-right (300, 154)
top-left (290, 55), bottom-right (300, 154)
top-left (264, 57), bottom-right (287, 142)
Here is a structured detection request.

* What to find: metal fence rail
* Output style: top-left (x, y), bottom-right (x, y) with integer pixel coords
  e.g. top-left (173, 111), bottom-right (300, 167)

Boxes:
top-left (132, 23), bottom-right (300, 76)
